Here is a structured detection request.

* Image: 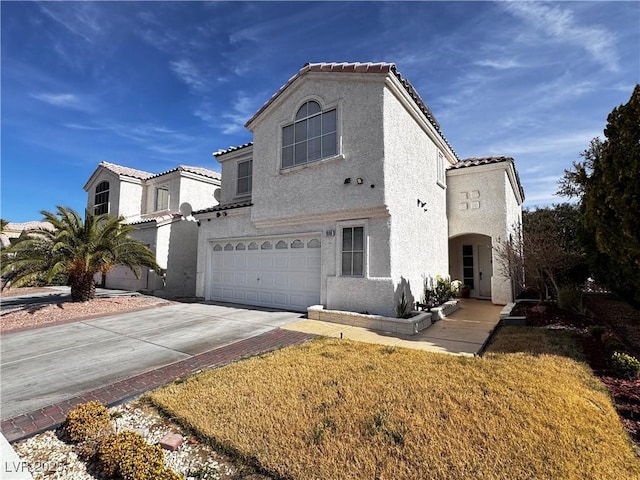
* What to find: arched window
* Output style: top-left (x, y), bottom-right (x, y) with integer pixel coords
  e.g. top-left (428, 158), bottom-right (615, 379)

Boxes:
top-left (282, 101), bottom-right (337, 168)
top-left (94, 181), bottom-right (110, 215)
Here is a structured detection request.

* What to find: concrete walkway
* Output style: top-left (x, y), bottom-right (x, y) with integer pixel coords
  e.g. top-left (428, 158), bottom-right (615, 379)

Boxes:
top-left (283, 298), bottom-right (502, 356)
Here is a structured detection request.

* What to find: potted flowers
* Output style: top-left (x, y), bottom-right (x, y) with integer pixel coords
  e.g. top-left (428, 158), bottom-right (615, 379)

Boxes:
top-left (460, 285), bottom-right (471, 298)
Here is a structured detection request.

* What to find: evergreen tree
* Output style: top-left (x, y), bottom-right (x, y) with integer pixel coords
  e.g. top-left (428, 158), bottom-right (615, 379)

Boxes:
top-left (559, 85), bottom-right (640, 305)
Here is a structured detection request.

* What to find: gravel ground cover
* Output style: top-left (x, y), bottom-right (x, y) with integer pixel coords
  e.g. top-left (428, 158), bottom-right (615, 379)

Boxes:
top-left (12, 400), bottom-right (267, 480)
top-left (1, 288), bottom-right (173, 333)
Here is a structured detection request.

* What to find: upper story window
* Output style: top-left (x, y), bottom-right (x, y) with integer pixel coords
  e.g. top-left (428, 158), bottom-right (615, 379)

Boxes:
top-left (282, 101), bottom-right (337, 169)
top-left (94, 181), bottom-right (109, 215)
top-left (237, 160), bottom-right (252, 196)
top-left (155, 185), bottom-right (169, 211)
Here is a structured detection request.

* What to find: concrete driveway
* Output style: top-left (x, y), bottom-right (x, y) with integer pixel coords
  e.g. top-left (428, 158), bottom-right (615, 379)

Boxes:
top-left (1, 301), bottom-right (304, 420)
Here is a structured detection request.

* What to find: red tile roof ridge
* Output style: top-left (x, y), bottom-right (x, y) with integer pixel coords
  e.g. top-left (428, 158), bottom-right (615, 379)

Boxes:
top-left (99, 161), bottom-right (155, 180)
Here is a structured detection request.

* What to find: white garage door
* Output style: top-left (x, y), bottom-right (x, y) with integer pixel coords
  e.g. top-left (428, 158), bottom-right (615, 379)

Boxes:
top-left (208, 236), bottom-right (321, 311)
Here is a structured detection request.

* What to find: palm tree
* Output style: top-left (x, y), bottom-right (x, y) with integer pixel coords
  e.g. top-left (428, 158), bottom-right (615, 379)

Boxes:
top-left (1, 206), bottom-right (160, 302)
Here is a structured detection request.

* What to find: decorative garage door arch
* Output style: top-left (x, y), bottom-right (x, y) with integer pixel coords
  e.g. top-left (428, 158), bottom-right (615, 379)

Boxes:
top-left (207, 235), bottom-right (321, 311)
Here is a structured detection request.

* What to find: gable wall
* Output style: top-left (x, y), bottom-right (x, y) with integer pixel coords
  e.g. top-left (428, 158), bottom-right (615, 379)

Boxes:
top-left (249, 74), bottom-right (387, 224)
top-left (382, 86), bottom-right (450, 306)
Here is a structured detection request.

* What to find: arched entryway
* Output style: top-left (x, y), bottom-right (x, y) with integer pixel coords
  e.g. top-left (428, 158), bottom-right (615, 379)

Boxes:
top-left (449, 234), bottom-right (493, 299)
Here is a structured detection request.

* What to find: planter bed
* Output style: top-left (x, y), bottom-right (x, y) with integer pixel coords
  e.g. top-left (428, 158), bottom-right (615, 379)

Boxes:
top-left (307, 300), bottom-right (460, 335)
top-left (307, 305), bottom-right (433, 335)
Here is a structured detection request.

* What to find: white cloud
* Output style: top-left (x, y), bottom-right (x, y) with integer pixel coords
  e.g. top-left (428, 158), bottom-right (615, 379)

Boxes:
top-left (502, 2), bottom-right (619, 72)
top-left (488, 130), bottom-right (601, 156)
top-left (30, 92), bottom-right (91, 111)
top-left (474, 58), bottom-right (522, 70)
top-left (38, 2), bottom-right (105, 43)
top-left (220, 94), bottom-right (260, 134)
top-left (170, 59), bottom-right (208, 92)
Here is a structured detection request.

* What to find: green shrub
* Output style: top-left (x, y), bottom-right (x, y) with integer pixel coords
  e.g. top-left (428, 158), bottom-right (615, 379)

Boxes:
top-left (96, 431), bottom-right (182, 480)
top-left (395, 291), bottom-right (411, 318)
top-left (611, 352), bottom-right (640, 379)
top-left (422, 275), bottom-right (455, 309)
top-left (61, 401), bottom-right (113, 443)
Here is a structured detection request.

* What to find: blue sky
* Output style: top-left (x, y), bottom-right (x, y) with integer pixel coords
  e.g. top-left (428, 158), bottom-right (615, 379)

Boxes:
top-left (2, 1), bottom-right (638, 222)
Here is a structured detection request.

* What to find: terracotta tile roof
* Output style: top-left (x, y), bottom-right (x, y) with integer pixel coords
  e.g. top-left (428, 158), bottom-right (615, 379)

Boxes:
top-left (194, 200), bottom-right (253, 215)
top-left (126, 213), bottom-right (183, 225)
top-left (450, 156), bottom-right (525, 200)
top-left (4, 221), bottom-right (54, 232)
top-left (99, 161), bottom-right (155, 180)
top-left (449, 156), bottom-right (514, 169)
top-left (151, 165), bottom-right (221, 181)
top-left (99, 161), bottom-right (221, 182)
top-left (243, 62), bottom-right (458, 160)
top-left (213, 142), bottom-right (254, 158)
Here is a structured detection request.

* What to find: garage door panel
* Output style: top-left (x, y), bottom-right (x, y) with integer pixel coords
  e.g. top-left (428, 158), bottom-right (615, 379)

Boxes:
top-left (208, 237), bottom-right (321, 312)
top-left (274, 256), bottom-right (289, 268)
top-left (274, 273), bottom-right (289, 288)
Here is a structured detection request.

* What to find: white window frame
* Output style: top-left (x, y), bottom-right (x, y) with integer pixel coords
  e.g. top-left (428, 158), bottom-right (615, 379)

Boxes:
top-left (338, 221), bottom-right (367, 277)
top-left (437, 151), bottom-right (446, 188)
top-left (237, 159), bottom-right (252, 196)
top-left (155, 185), bottom-right (169, 211)
top-left (281, 100), bottom-right (338, 169)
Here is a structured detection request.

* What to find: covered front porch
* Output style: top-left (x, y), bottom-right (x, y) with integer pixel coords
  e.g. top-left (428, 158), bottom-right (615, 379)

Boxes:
top-left (449, 233), bottom-right (513, 305)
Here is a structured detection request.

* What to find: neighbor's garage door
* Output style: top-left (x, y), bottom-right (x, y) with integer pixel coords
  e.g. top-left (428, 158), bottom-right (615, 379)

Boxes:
top-left (208, 236), bottom-right (321, 311)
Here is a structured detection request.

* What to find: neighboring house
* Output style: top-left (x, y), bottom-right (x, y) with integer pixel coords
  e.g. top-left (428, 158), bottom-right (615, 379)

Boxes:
top-left (0, 222), bottom-right (54, 249)
top-left (84, 161), bottom-right (221, 297)
top-left (193, 62), bottom-right (524, 316)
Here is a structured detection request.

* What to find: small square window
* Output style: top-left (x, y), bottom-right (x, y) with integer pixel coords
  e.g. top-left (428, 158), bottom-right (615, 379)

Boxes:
top-left (155, 186), bottom-right (169, 211)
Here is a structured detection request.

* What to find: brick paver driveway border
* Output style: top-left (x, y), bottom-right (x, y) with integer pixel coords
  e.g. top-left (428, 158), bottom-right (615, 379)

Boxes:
top-left (1, 328), bottom-right (316, 442)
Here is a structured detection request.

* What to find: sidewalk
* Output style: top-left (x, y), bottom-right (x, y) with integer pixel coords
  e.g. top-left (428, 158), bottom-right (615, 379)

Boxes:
top-left (1, 328), bottom-right (316, 443)
top-left (283, 298), bottom-right (502, 356)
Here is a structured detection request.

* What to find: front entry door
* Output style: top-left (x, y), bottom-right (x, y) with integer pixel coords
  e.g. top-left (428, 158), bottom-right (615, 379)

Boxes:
top-left (478, 244), bottom-right (492, 297)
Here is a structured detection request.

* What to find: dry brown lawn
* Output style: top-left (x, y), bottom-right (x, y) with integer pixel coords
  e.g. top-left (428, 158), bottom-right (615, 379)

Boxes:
top-left (148, 338), bottom-right (640, 480)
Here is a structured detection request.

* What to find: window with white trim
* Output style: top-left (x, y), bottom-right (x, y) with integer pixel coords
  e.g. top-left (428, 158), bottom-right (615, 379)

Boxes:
top-left (341, 226), bottom-right (364, 276)
top-left (437, 151), bottom-right (446, 187)
top-left (282, 100), bottom-right (337, 168)
top-left (94, 181), bottom-right (109, 215)
top-left (155, 185), bottom-right (169, 211)
top-left (237, 160), bottom-right (252, 196)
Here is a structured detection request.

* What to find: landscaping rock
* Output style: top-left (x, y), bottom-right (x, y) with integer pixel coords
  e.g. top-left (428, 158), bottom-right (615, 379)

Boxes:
top-left (159, 432), bottom-right (183, 451)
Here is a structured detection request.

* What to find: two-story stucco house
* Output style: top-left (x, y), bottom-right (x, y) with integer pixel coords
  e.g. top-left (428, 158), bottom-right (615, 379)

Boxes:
top-left (194, 62), bottom-right (524, 317)
top-left (84, 161), bottom-right (221, 297)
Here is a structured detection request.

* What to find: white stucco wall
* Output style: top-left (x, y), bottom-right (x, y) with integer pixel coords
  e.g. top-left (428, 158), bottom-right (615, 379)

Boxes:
top-left (162, 218), bottom-right (199, 297)
top-left (178, 175), bottom-right (221, 211)
top-left (115, 180), bottom-right (143, 219)
top-left (248, 73), bottom-right (387, 225)
top-left (217, 147), bottom-right (253, 205)
top-left (382, 85), bottom-right (451, 308)
top-left (446, 162), bottom-right (523, 304)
